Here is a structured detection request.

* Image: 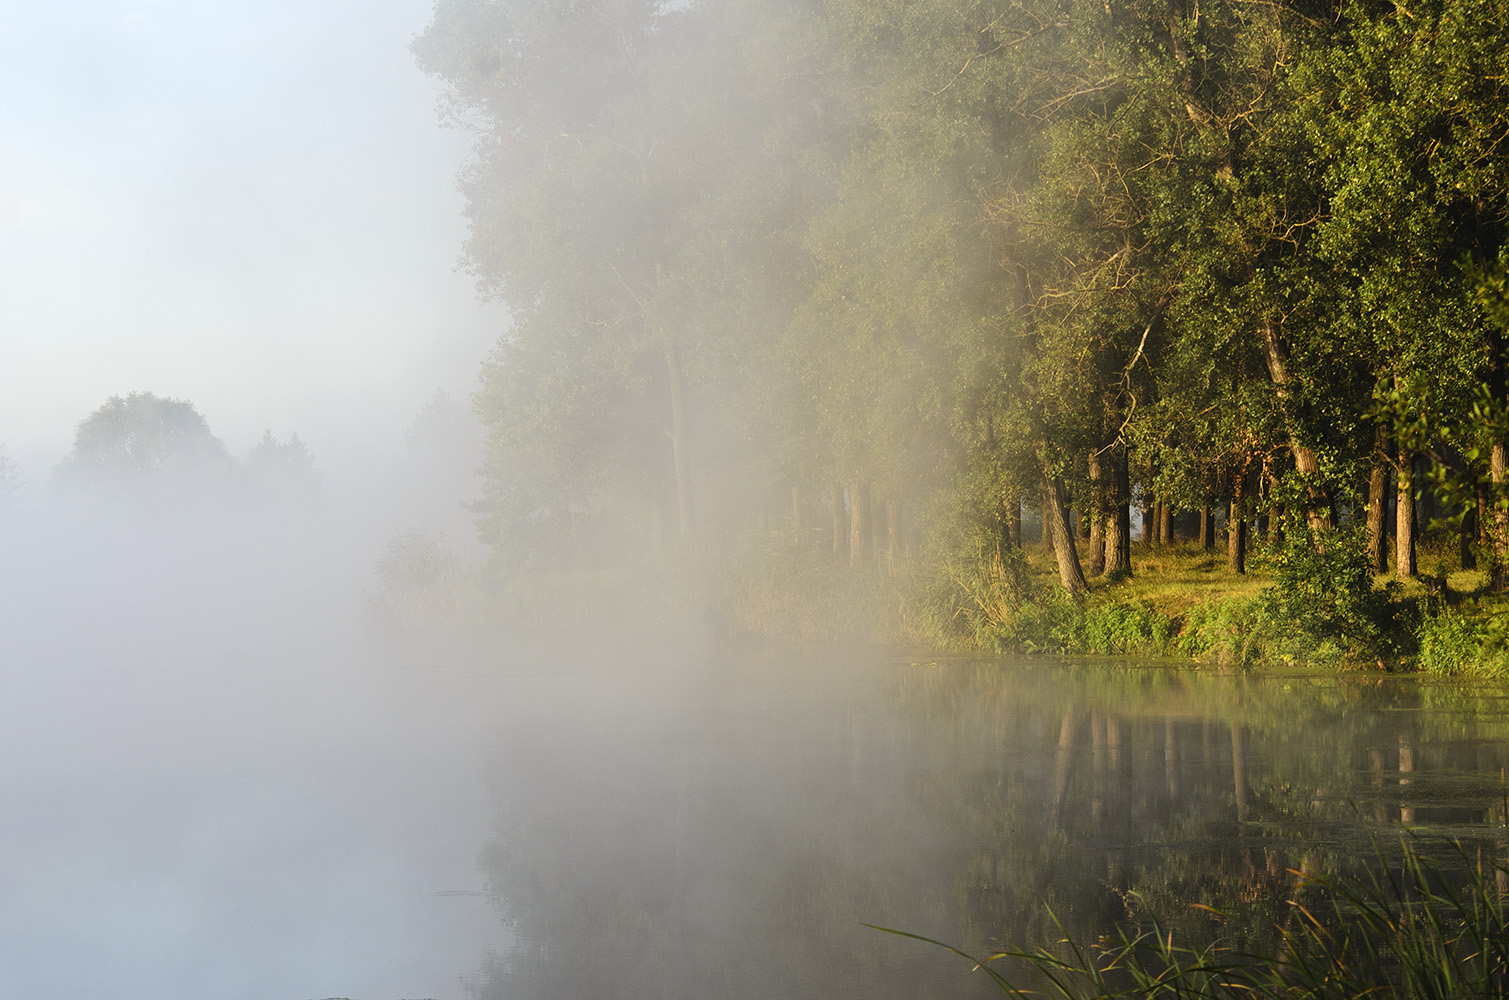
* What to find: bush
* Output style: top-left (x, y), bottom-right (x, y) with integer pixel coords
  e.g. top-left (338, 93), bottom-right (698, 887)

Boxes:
top-left (1176, 595), bottom-right (1268, 666)
top-left (914, 543), bottom-right (1055, 650)
top-left (1417, 605), bottom-right (1509, 678)
top-left (1259, 518), bottom-right (1404, 667)
top-left (1062, 600), bottom-right (1172, 656)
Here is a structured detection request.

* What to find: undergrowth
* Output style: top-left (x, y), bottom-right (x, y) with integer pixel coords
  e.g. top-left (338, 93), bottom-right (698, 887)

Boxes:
top-left (726, 516), bottom-right (1509, 676)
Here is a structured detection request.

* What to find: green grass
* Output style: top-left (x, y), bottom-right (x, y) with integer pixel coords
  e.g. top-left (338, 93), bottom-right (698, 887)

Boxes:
top-left (873, 831), bottom-right (1509, 1000)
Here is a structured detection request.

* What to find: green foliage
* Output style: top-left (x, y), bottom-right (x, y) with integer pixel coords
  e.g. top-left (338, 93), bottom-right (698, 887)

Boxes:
top-left (418, 0), bottom-right (1509, 628)
top-left (1175, 595), bottom-right (1268, 666)
top-left (914, 544), bottom-right (1054, 651)
top-left (913, 542), bottom-right (1176, 655)
top-left (1060, 600), bottom-right (1173, 657)
top-left (1260, 517), bottom-right (1406, 666)
top-left (1417, 604), bottom-right (1509, 679)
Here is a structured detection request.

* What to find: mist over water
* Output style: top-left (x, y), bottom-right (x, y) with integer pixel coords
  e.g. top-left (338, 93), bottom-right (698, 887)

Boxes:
top-left (0, 494), bottom-right (499, 999)
top-left (4, 473), bottom-right (1509, 999)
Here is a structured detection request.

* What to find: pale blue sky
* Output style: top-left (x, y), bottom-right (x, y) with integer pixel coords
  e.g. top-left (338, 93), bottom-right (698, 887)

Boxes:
top-left (0, 0), bottom-right (498, 483)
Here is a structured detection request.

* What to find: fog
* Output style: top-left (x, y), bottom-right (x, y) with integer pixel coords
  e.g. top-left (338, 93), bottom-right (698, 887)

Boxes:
top-left (0, 0), bottom-right (496, 481)
top-left (0, 4), bottom-right (510, 991)
top-left (7, 2), bottom-right (1509, 998)
top-left (0, 488), bottom-right (496, 998)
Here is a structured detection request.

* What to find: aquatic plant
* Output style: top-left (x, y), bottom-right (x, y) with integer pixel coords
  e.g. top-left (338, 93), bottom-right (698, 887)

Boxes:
top-left (874, 832), bottom-right (1509, 999)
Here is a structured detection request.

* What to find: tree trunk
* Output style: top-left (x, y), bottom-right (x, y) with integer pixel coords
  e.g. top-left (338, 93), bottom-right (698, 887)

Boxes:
top-left (1491, 443), bottom-right (1509, 589)
top-left (1159, 501), bottom-right (1173, 546)
top-left (1199, 506), bottom-right (1213, 551)
top-left (1461, 501), bottom-right (1477, 570)
top-left (1104, 447), bottom-right (1131, 576)
top-left (1041, 479), bottom-right (1056, 554)
top-left (832, 484), bottom-right (846, 559)
top-left (1007, 501), bottom-right (1022, 549)
top-left (664, 342), bottom-right (694, 534)
top-left (1227, 473), bottom-right (1246, 575)
top-left (1265, 462), bottom-right (1286, 549)
top-left (886, 501), bottom-right (901, 564)
top-left (1088, 451), bottom-right (1106, 576)
top-left (1396, 447), bottom-right (1416, 578)
top-left (848, 481), bottom-right (870, 568)
top-left (1367, 428), bottom-right (1389, 573)
top-left (1258, 315), bottom-right (1331, 535)
top-left (1042, 468), bottom-right (1088, 594)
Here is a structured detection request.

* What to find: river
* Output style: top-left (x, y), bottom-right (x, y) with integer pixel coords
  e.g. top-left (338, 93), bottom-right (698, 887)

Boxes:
top-left (3, 517), bottom-right (1507, 999)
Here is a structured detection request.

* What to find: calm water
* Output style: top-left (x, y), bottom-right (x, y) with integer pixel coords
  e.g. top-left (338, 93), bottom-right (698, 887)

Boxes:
top-left (458, 647), bottom-right (1509, 1000)
top-left (4, 530), bottom-right (1509, 1000)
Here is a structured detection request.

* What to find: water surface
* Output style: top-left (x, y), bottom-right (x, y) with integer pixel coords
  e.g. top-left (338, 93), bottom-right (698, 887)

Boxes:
top-left (4, 524), bottom-right (1507, 1000)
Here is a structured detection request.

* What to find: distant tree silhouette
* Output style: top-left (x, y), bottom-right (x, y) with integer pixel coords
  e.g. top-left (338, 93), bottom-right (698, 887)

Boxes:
top-left (56, 392), bottom-right (233, 496)
top-left (244, 430), bottom-right (320, 503)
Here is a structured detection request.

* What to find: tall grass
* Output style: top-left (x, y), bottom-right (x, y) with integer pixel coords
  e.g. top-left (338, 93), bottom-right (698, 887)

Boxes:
top-left (874, 832), bottom-right (1509, 999)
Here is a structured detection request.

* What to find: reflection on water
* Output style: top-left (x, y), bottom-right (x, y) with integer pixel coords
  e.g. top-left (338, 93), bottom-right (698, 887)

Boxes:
top-left (468, 648), bottom-right (1509, 1000)
top-left (5, 549), bottom-right (1509, 1000)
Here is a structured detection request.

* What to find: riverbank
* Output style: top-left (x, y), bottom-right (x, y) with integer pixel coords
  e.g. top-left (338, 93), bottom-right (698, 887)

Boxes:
top-left (726, 529), bottom-right (1509, 677)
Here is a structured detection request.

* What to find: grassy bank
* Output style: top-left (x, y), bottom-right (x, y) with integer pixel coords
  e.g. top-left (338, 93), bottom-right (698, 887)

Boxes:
top-left (728, 526), bottom-right (1509, 676)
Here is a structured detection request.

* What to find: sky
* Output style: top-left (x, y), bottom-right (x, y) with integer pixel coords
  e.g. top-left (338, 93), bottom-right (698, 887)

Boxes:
top-left (0, 0), bottom-right (499, 486)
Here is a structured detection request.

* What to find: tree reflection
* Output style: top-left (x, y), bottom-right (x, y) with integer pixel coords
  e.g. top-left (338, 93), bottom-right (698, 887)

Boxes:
top-left (466, 656), bottom-right (1509, 998)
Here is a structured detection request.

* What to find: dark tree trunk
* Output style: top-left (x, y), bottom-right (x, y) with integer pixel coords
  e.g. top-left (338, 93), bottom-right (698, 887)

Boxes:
top-left (1042, 468), bottom-right (1088, 594)
top-left (1199, 506), bottom-right (1214, 551)
top-left (1367, 428), bottom-right (1389, 573)
top-left (1104, 447), bottom-right (1132, 575)
top-left (1461, 502), bottom-right (1478, 570)
top-left (1227, 473), bottom-right (1246, 575)
top-left (1396, 448), bottom-right (1416, 578)
top-left (1088, 451), bottom-right (1106, 577)
top-left (1478, 484), bottom-right (1489, 544)
top-left (1159, 501), bottom-right (1173, 546)
top-left (1492, 443), bottom-right (1509, 589)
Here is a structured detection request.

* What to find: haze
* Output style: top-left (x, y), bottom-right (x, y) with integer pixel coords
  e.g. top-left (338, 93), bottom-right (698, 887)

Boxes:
top-left (0, 0), bottom-right (497, 483)
top-left (5, 1), bottom-right (1509, 998)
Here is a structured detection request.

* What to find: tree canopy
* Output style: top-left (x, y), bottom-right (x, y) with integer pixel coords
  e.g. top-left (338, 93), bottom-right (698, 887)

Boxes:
top-left (56, 392), bottom-right (234, 496)
top-left (416, 0), bottom-right (1509, 595)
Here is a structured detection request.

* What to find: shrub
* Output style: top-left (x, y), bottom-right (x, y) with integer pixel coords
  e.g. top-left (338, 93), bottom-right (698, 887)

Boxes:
top-left (1063, 600), bottom-right (1172, 656)
top-left (1260, 518), bottom-right (1404, 666)
top-left (1176, 595), bottom-right (1268, 666)
top-left (1417, 605), bottom-right (1509, 678)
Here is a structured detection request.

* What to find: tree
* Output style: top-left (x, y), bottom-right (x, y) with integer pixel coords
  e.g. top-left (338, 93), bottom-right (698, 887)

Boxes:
top-left (244, 431), bottom-right (321, 504)
top-left (55, 392), bottom-right (233, 497)
top-left (415, 0), bottom-right (844, 566)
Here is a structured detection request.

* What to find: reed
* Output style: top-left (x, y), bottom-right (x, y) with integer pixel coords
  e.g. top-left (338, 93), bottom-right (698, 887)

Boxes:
top-left (873, 831), bottom-right (1509, 999)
